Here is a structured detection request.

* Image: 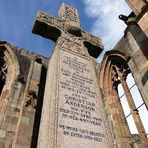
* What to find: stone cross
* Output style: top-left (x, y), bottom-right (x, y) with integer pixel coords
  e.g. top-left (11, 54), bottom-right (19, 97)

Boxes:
top-left (32, 3), bottom-right (110, 148)
top-left (32, 3), bottom-right (103, 58)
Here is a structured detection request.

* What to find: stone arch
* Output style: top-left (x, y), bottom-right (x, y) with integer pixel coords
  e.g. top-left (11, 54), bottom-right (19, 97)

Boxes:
top-left (100, 50), bottom-right (129, 89)
top-left (100, 50), bottom-right (148, 147)
top-left (100, 50), bottom-right (133, 147)
top-left (0, 42), bottom-right (20, 126)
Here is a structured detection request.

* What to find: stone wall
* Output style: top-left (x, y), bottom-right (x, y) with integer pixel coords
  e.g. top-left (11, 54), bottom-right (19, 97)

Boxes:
top-left (0, 41), bottom-right (48, 148)
top-left (100, 17), bottom-right (148, 148)
top-left (113, 23), bottom-right (148, 109)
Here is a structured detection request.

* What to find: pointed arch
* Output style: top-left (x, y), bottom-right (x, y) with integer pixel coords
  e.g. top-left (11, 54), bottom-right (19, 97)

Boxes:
top-left (100, 51), bottom-right (131, 147)
top-left (100, 50), bottom-right (129, 89)
top-left (0, 42), bottom-right (20, 126)
top-left (100, 50), bottom-right (148, 147)
top-left (100, 51), bottom-right (132, 145)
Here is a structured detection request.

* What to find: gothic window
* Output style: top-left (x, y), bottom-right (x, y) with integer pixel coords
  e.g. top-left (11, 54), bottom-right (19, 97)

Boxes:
top-left (119, 73), bottom-right (148, 136)
top-left (0, 57), bottom-right (7, 95)
top-left (101, 51), bottom-right (148, 147)
top-left (111, 62), bottom-right (148, 144)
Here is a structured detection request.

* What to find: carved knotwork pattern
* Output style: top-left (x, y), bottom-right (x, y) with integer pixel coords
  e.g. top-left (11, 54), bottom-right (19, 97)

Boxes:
top-left (63, 5), bottom-right (79, 22)
top-left (37, 11), bottom-right (64, 30)
top-left (63, 43), bottom-right (87, 56)
top-left (60, 35), bottom-right (88, 56)
top-left (25, 90), bottom-right (37, 109)
top-left (37, 11), bottom-right (102, 49)
top-left (33, 4), bottom-right (103, 58)
top-left (82, 31), bottom-right (103, 48)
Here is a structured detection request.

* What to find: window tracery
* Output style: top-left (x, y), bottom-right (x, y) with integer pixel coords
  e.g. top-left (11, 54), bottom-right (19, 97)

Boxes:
top-left (0, 57), bottom-right (7, 94)
top-left (111, 61), bottom-right (148, 145)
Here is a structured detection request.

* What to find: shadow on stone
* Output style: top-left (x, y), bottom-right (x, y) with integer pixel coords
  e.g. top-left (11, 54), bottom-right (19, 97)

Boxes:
top-left (141, 70), bottom-right (148, 85)
top-left (30, 65), bottom-right (47, 148)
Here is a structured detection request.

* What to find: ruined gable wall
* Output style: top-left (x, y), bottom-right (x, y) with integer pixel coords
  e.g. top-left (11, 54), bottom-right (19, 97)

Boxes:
top-left (0, 41), bottom-right (48, 148)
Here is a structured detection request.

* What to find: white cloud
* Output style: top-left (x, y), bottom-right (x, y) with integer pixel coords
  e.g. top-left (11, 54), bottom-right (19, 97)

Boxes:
top-left (82, 1), bottom-right (148, 135)
top-left (83, 0), bottom-right (131, 57)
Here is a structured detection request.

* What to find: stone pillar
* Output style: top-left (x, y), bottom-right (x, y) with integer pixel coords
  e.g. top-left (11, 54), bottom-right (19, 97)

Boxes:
top-left (14, 58), bottom-right (43, 147)
top-left (123, 20), bottom-right (148, 110)
top-left (115, 66), bottom-right (148, 147)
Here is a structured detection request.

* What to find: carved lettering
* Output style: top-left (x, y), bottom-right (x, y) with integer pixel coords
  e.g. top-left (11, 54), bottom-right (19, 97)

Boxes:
top-left (58, 51), bottom-right (107, 145)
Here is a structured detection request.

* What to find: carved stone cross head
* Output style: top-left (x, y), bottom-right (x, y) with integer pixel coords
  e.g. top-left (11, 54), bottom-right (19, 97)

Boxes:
top-left (58, 3), bottom-right (81, 35)
top-left (32, 3), bottom-right (104, 58)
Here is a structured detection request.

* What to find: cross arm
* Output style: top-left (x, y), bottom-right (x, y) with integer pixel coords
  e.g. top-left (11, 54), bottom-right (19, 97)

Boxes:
top-left (32, 11), bottom-right (63, 41)
top-left (82, 31), bottom-right (104, 58)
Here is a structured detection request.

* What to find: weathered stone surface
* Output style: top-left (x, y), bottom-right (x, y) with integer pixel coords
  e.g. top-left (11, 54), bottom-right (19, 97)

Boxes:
top-left (125, 0), bottom-right (146, 15)
top-left (21, 116), bottom-right (30, 125)
top-left (57, 50), bottom-right (109, 148)
top-left (32, 3), bottom-right (103, 58)
top-left (33, 3), bottom-right (112, 148)
top-left (0, 41), bottom-right (48, 148)
top-left (6, 116), bottom-right (18, 124)
top-left (0, 130), bottom-right (6, 139)
top-left (0, 1), bottom-right (147, 148)
top-left (15, 144), bottom-right (30, 148)
top-left (138, 12), bottom-right (148, 37)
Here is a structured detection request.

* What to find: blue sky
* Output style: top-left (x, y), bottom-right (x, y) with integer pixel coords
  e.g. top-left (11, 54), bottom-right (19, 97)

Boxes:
top-left (1, 0), bottom-right (148, 135)
top-left (0, 0), bottom-right (131, 59)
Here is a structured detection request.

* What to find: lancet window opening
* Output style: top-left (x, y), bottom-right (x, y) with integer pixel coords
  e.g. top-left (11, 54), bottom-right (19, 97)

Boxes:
top-left (0, 56), bottom-right (7, 95)
top-left (111, 61), bottom-right (148, 144)
top-left (119, 74), bottom-right (148, 136)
